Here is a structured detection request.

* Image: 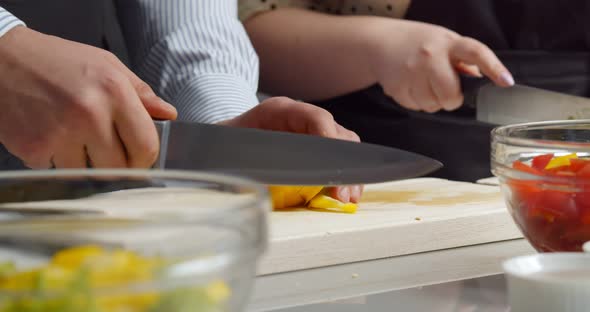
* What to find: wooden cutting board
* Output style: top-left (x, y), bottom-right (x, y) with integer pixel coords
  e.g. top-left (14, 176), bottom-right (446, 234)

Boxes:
top-left (0, 177), bottom-right (523, 276)
top-left (259, 178), bottom-right (523, 275)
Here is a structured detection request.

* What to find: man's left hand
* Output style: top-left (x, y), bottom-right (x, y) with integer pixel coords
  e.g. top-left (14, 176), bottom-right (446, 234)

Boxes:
top-left (219, 97), bottom-right (363, 203)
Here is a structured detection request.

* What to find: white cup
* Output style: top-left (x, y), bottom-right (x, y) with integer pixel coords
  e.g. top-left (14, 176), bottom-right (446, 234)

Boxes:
top-left (503, 253), bottom-right (590, 312)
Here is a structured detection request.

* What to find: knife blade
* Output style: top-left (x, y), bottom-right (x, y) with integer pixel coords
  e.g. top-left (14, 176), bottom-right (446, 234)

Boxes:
top-left (472, 83), bottom-right (590, 125)
top-left (459, 75), bottom-right (590, 124)
top-left (153, 120), bottom-right (442, 185)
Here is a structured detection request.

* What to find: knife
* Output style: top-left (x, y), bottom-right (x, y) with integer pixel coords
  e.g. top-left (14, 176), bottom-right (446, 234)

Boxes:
top-left (458, 77), bottom-right (590, 125)
top-left (152, 120), bottom-right (442, 185)
top-left (476, 84), bottom-right (590, 125)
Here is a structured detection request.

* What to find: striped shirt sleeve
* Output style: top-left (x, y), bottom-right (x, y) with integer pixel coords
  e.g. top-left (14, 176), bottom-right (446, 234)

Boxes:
top-left (117, 0), bottom-right (260, 124)
top-left (0, 6), bottom-right (25, 38)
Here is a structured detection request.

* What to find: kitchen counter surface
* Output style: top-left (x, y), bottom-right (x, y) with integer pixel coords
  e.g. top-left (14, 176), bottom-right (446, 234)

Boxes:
top-left (250, 239), bottom-right (533, 311)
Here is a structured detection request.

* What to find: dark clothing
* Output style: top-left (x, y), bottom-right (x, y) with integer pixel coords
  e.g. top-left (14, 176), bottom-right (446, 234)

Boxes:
top-left (0, 0), bottom-right (128, 62)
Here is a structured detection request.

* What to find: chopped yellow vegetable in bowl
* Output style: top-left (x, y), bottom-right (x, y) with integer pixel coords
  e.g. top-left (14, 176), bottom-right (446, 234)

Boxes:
top-left (0, 245), bottom-right (230, 312)
top-left (0, 170), bottom-right (270, 312)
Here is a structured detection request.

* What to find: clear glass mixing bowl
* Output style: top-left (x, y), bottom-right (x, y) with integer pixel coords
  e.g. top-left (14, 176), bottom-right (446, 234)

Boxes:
top-left (492, 120), bottom-right (590, 252)
top-left (0, 170), bottom-right (269, 312)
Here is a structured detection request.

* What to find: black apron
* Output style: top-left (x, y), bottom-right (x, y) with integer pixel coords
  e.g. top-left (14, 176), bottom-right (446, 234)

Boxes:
top-left (0, 0), bottom-right (129, 170)
top-left (317, 0), bottom-right (590, 182)
top-left (0, 0), bottom-right (129, 63)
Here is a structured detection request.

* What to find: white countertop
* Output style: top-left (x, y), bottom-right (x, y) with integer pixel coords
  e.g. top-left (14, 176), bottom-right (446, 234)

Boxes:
top-left (249, 239), bottom-right (534, 311)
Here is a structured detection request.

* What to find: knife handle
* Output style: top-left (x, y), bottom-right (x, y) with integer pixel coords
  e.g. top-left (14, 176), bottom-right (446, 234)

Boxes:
top-left (460, 76), bottom-right (491, 109)
top-left (153, 120), bottom-right (171, 169)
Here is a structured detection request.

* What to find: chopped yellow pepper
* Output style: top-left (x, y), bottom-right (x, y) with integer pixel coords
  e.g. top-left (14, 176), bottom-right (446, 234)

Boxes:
top-left (268, 186), bottom-right (358, 213)
top-left (0, 246), bottom-right (230, 312)
top-left (268, 186), bottom-right (323, 209)
top-left (545, 153), bottom-right (578, 170)
top-left (205, 280), bottom-right (231, 302)
top-left (308, 194), bottom-right (358, 214)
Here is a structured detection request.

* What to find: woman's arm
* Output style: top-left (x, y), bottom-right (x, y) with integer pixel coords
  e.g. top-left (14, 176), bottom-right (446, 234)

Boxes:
top-left (245, 8), bottom-right (513, 112)
top-left (245, 8), bottom-right (379, 101)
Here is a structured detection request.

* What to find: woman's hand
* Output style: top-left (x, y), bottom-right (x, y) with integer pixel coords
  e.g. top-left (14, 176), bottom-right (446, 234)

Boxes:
top-left (365, 20), bottom-right (514, 113)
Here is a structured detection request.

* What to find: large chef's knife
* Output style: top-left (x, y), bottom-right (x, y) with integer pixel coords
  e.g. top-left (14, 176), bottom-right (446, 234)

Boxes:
top-left (459, 77), bottom-right (590, 125)
top-left (476, 84), bottom-right (590, 125)
top-left (153, 120), bottom-right (442, 185)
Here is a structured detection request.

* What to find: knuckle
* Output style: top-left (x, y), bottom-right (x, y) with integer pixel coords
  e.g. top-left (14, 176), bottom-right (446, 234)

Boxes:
top-left (307, 111), bottom-right (336, 137)
top-left (273, 96), bottom-right (295, 106)
top-left (399, 101), bottom-right (418, 111)
top-left (100, 49), bottom-right (118, 62)
top-left (443, 95), bottom-right (463, 111)
top-left (135, 81), bottom-right (155, 96)
top-left (422, 103), bottom-right (441, 113)
top-left (144, 145), bottom-right (160, 167)
top-left (98, 71), bottom-right (128, 97)
top-left (68, 89), bottom-right (103, 126)
top-left (466, 45), bottom-right (484, 59)
top-left (440, 83), bottom-right (461, 99)
top-left (132, 137), bottom-right (160, 168)
top-left (313, 107), bottom-right (335, 123)
top-left (263, 96), bottom-right (296, 111)
top-left (419, 44), bottom-right (435, 58)
top-left (441, 29), bottom-right (460, 41)
top-left (393, 95), bottom-right (416, 110)
top-left (461, 38), bottom-right (488, 57)
top-left (429, 27), bottom-right (459, 44)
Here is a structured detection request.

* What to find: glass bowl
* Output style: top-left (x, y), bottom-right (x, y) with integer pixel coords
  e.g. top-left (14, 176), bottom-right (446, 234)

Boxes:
top-left (0, 170), bottom-right (269, 312)
top-left (492, 120), bottom-right (590, 252)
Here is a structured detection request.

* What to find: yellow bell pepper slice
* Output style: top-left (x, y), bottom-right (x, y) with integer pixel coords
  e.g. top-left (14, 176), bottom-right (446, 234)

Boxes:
top-left (545, 153), bottom-right (578, 170)
top-left (269, 185), bottom-right (358, 213)
top-left (269, 186), bottom-right (323, 209)
top-left (308, 194), bottom-right (358, 214)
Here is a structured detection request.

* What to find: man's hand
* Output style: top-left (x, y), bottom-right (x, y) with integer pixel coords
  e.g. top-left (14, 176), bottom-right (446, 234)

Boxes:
top-left (0, 27), bottom-right (177, 169)
top-left (219, 97), bottom-right (363, 203)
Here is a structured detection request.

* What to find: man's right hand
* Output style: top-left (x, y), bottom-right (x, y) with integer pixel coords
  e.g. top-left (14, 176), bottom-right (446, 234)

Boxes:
top-left (0, 27), bottom-right (177, 169)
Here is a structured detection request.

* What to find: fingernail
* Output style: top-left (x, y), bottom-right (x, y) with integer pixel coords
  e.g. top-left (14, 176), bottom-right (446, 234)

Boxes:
top-left (338, 187), bottom-right (351, 203)
top-left (500, 72), bottom-right (515, 87)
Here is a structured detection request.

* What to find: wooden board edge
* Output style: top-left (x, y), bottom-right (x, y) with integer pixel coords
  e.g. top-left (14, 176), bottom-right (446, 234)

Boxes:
top-left (257, 211), bottom-right (522, 275)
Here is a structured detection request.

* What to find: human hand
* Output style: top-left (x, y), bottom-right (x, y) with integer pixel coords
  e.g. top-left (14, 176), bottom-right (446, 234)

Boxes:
top-left (365, 20), bottom-right (514, 113)
top-left (219, 96), bottom-right (363, 203)
top-left (0, 27), bottom-right (177, 169)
